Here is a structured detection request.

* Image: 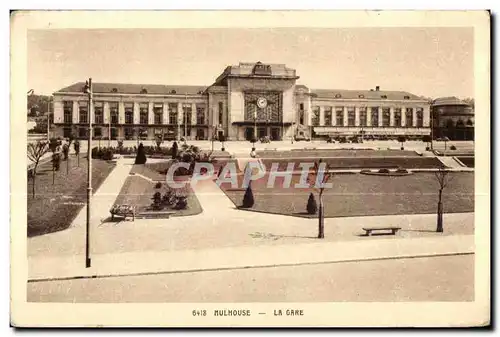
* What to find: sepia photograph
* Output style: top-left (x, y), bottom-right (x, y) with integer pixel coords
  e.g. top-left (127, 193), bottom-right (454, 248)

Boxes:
top-left (10, 10), bottom-right (490, 327)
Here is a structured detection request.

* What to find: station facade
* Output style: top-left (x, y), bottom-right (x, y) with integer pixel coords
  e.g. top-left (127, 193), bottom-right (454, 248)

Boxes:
top-left (52, 62), bottom-right (432, 141)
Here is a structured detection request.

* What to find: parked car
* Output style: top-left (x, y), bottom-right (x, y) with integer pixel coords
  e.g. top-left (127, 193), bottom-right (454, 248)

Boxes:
top-left (294, 135), bottom-right (310, 142)
top-left (260, 136), bottom-right (271, 143)
top-left (350, 137), bottom-right (363, 144)
top-left (326, 137), bottom-right (335, 143)
top-left (338, 136), bottom-right (349, 143)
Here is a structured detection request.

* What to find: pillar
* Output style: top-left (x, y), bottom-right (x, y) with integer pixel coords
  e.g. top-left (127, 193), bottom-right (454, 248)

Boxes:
top-left (133, 101), bottom-right (140, 124)
top-left (118, 101), bottom-right (125, 124)
top-left (378, 107), bottom-right (383, 127)
top-left (72, 101), bottom-right (79, 124)
top-left (390, 107), bottom-right (395, 127)
top-left (191, 103), bottom-right (197, 125)
top-left (163, 102), bottom-right (169, 125)
top-left (355, 106), bottom-right (360, 126)
top-left (366, 107), bottom-right (372, 126)
top-left (319, 106), bottom-right (325, 126)
top-left (343, 108), bottom-right (348, 127)
top-left (401, 107), bottom-right (406, 127)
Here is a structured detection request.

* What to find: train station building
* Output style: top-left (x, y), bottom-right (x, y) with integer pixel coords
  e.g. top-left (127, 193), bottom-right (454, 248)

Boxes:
top-left (52, 61), bottom-right (432, 141)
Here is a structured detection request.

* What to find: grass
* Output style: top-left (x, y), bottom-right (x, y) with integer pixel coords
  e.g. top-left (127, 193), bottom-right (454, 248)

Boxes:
top-left (260, 156), bottom-right (444, 171)
top-left (257, 149), bottom-right (419, 158)
top-left (113, 173), bottom-right (202, 217)
top-left (27, 156), bottom-right (116, 237)
top-left (219, 172), bottom-right (474, 218)
top-left (457, 157), bottom-right (474, 168)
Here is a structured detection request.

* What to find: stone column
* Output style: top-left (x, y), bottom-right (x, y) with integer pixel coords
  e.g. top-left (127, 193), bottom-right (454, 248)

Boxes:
top-left (355, 106), bottom-right (360, 126)
top-left (343, 108), bottom-right (348, 127)
top-left (366, 107), bottom-right (372, 126)
top-left (191, 103), bottom-right (197, 125)
top-left (163, 102), bottom-right (169, 125)
top-left (148, 102), bottom-right (154, 125)
top-left (413, 107), bottom-right (418, 127)
top-left (390, 107), bottom-right (395, 127)
top-left (401, 107), bottom-right (406, 127)
top-left (177, 102), bottom-right (183, 124)
top-left (72, 101), bottom-right (79, 124)
top-left (133, 102), bottom-right (140, 124)
top-left (319, 106), bottom-right (325, 126)
top-left (378, 107), bottom-right (383, 127)
top-left (103, 102), bottom-right (110, 124)
top-left (118, 101), bottom-right (125, 124)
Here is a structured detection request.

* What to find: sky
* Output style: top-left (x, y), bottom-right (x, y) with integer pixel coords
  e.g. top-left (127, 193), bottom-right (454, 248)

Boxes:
top-left (27, 27), bottom-right (474, 99)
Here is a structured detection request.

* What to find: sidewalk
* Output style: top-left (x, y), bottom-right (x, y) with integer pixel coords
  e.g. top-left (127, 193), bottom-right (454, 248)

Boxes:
top-left (69, 158), bottom-right (134, 229)
top-left (28, 234), bottom-right (474, 282)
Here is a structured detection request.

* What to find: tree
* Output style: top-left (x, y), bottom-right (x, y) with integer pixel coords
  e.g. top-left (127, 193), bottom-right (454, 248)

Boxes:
top-left (442, 136), bottom-right (450, 152)
top-left (422, 135), bottom-right (432, 150)
top-left (155, 133), bottom-right (164, 152)
top-left (135, 142), bottom-right (147, 164)
top-left (172, 141), bottom-right (179, 159)
top-left (308, 159), bottom-right (334, 239)
top-left (434, 166), bottom-right (452, 233)
top-left (397, 136), bottom-right (406, 150)
top-left (27, 140), bottom-right (49, 197)
top-left (242, 181), bottom-right (255, 208)
top-left (73, 140), bottom-right (81, 167)
top-left (306, 192), bottom-right (318, 215)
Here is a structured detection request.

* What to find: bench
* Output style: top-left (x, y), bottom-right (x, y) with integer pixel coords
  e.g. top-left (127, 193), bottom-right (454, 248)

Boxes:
top-left (362, 227), bottom-right (401, 236)
top-left (110, 205), bottom-right (136, 221)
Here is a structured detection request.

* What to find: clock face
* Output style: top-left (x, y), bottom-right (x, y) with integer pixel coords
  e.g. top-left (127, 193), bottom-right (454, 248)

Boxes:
top-left (257, 97), bottom-right (268, 109)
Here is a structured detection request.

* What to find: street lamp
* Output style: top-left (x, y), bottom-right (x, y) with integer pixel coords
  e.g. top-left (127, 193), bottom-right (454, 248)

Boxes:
top-left (184, 94), bottom-right (188, 140)
top-left (83, 78), bottom-right (93, 268)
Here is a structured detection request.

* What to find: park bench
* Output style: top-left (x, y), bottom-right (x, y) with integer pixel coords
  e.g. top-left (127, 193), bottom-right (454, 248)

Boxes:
top-left (110, 204), bottom-right (136, 221)
top-left (362, 226), bottom-right (401, 236)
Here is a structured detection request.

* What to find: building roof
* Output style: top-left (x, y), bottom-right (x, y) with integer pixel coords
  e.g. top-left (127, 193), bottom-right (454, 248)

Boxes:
top-left (432, 96), bottom-right (470, 107)
top-left (310, 89), bottom-right (423, 100)
top-left (55, 82), bottom-right (207, 96)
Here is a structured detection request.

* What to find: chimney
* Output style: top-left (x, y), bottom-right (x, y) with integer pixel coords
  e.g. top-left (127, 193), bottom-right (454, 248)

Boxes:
top-left (375, 86), bottom-right (380, 91)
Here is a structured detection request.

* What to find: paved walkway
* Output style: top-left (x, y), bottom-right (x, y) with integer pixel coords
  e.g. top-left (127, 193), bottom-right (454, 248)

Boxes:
top-left (68, 157), bottom-right (134, 229)
top-left (28, 234), bottom-right (474, 282)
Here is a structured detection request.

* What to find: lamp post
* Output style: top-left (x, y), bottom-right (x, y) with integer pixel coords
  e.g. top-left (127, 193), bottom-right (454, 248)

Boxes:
top-left (184, 94), bottom-right (188, 140)
top-left (83, 78), bottom-right (93, 268)
top-left (47, 99), bottom-right (51, 141)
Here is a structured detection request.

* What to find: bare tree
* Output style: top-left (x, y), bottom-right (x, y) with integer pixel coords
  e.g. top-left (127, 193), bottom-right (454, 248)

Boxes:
top-left (308, 159), bottom-right (334, 239)
top-left (27, 140), bottom-right (49, 197)
top-left (434, 166), bottom-right (453, 232)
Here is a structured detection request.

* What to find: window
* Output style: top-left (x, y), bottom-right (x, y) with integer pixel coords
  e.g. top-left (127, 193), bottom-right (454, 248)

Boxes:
top-left (140, 103), bottom-right (149, 124)
top-left (335, 107), bottom-right (344, 126)
top-left (359, 107), bottom-right (367, 126)
top-left (124, 127), bottom-right (134, 140)
top-left (416, 108), bottom-right (424, 127)
top-left (79, 101), bottom-right (88, 124)
top-left (183, 104), bottom-right (192, 125)
top-left (347, 107), bottom-right (355, 126)
top-left (404, 95), bottom-right (410, 100)
top-left (456, 119), bottom-right (465, 127)
top-left (169, 103), bottom-right (178, 124)
top-left (94, 127), bottom-right (102, 138)
top-left (196, 106), bottom-right (205, 125)
top-left (359, 94), bottom-right (365, 99)
top-left (78, 127), bottom-right (87, 138)
top-left (140, 88), bottom-right (148, 94)
top-left (381, 95), bottom-right (388, 99)
top-left (94, 101), bottom-right (103, 124)
top-left (109, 102), bottom-right (119, 124)
top-left (405, 108), bottom-right (414, 127)
top-left (125, 102), bottom-right (134, 124)
top-left (110, 127), bottom-right (118, 140)
top-left (394, 108), bottom-right (402, 127)
top-left (324, 107), bottom-right (332, 126)
top-left (154, 103), bottom-right (163, 124)
top-left (218, 102), bottom-right (224, 125)
top-left (382, 108), bottom-right (390, 127)
top-left (334, 94), bottom-right (342, 98)
top-left (63, 101), bottom-right (73, 123)
top-left (299, 103), bottom-right (304, 110)
top-left (466, 119), bottom-right (473, 126)
top-left (63, 127), bottom-right (72, 138)
top-left (370, 107), bottom-right (379, 126)
top-left (299, 110), bottom-right (304, 125)
top-left (311, 106), bottom-right (320, 126)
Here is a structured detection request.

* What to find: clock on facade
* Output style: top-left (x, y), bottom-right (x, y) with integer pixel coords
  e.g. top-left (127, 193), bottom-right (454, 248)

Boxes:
top-left (257, 97), bottom-right (268, 109)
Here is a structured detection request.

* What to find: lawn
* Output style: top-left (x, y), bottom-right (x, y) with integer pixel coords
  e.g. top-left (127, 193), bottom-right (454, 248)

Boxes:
top-left (457, 157), bottom-right (474, 168)
top-left (113, 173), bottom-right (202, 217)
top-left (27, 157), bottom-right (116, 237)
top-left (260, 156), bottom-right (444, 171)
top-left (219, 172), bottom-right (474, 218)
top-left (257, 149), bottom-right (419, 158)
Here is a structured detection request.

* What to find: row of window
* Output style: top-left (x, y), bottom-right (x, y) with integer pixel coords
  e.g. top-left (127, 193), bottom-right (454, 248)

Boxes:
top-left (309, 107), bottom-right (425, 127)
top-left (64, 126), bottom-right (206, 139)
top-left (62, 101), bottom-right (207, 125)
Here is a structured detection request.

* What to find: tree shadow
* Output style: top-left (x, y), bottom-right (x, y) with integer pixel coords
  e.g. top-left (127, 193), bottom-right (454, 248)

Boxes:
top-left (356, 232), bottom-right (399, 237)
top-left (98, 216), bottom-right (126, 227)
top-left (402, 229), bottom-right (437, 233)
top-left (249, 232), bottom-right (317, 240)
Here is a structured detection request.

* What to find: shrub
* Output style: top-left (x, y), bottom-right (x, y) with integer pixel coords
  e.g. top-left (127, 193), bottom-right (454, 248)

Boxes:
top-left (306, 193), bottom-right (318, 215)
top-left (425, 146), bottom-right (430, 151)
top-left (396, 168), bottom-right (409, 173)
top-left (378, 168), bottom-right (390, 174)
top-left (360, 169), bottom-right (371, 174)
top-left (155, 182), bottom-right (162, 189)
top-left (175, 196), bottom-right (188, 210)
top-left (242, 182), bottom-right (255, 208)
top-left (450, 145), bottom-right (457, 150)
top-left (172, 141), bottom-right (179, 159)
top-left (135, 143), bottom-right (147, 164)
